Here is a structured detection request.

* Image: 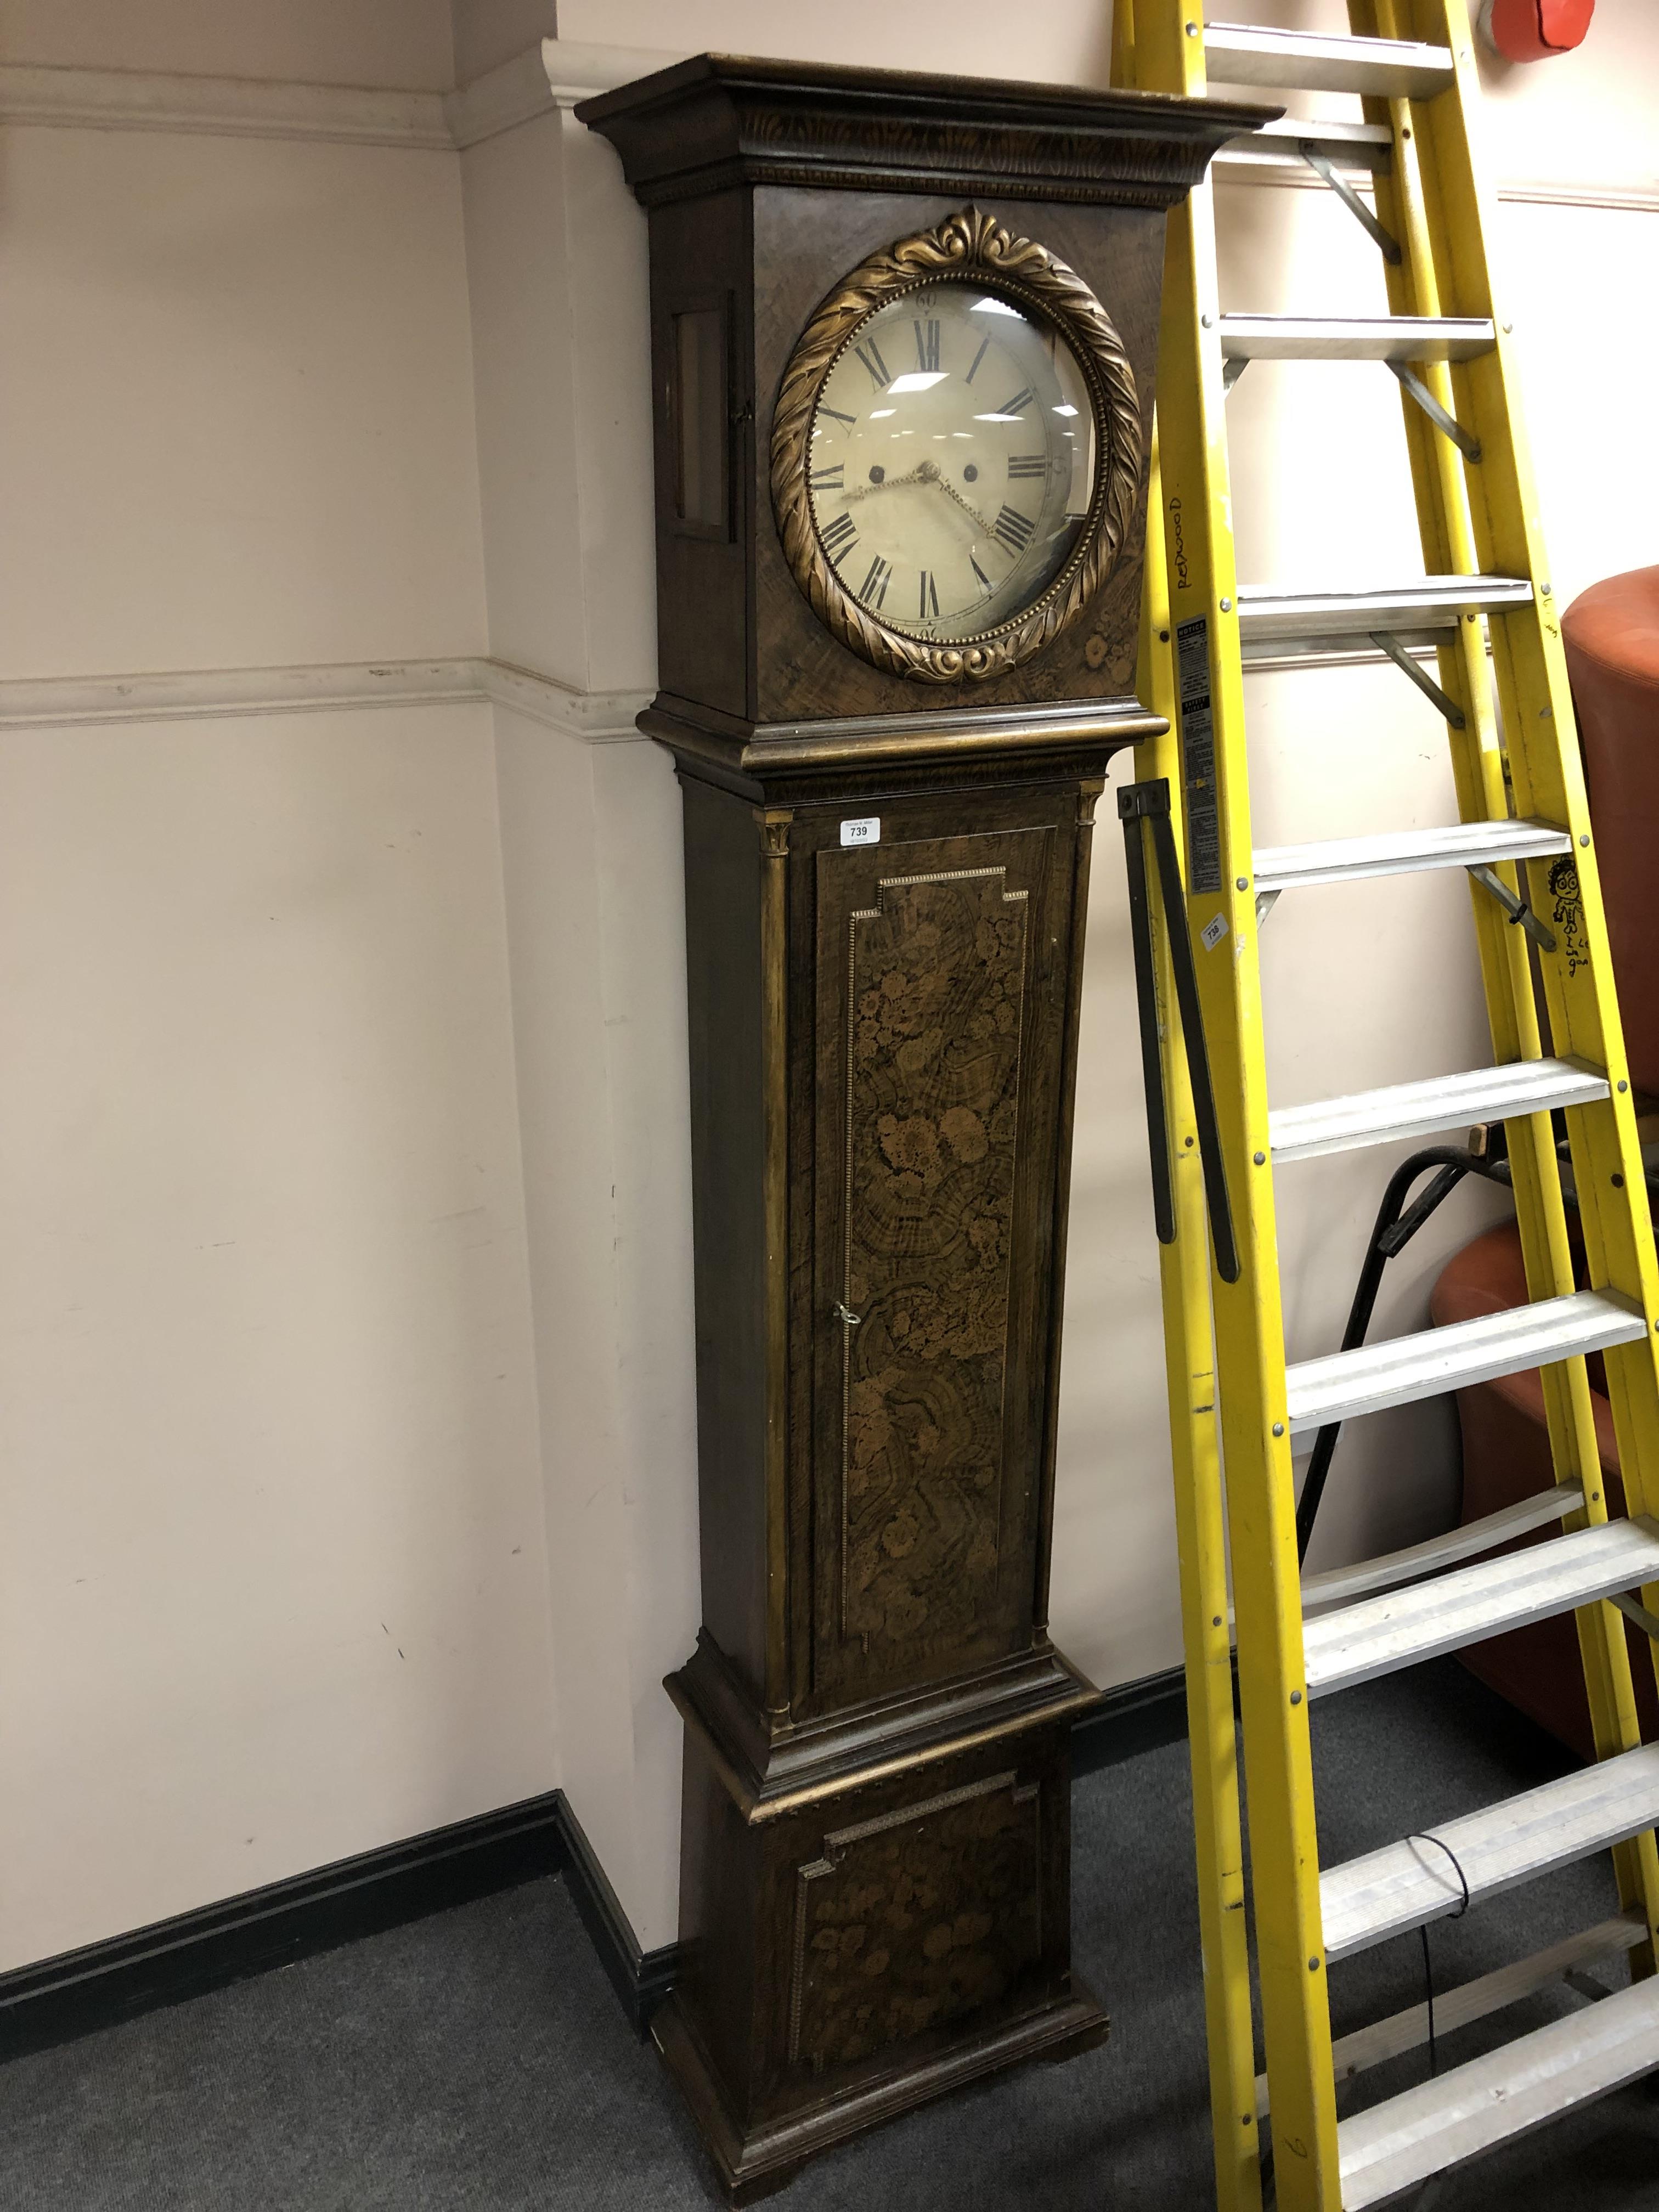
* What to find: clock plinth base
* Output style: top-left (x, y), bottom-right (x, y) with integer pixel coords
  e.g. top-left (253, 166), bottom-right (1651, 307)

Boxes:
top-left (653, 1975), bottom-right (1108, 2207)
top-left (660, 1668), bottom-right (1105, 2200)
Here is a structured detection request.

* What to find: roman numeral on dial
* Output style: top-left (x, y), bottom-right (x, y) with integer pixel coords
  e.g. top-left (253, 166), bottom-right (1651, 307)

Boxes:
top-left (809, 464), bottom-right (845, 491)
top-left (918, 570), bottom-right (939, 620)
top-left (819, 404), bottom-right (856, 427)
top-left (992, 506), bottom-right (1034, 554)
top-left (859, 554), bottom-right (893, 608)
top-left (965, 337), bottom-right (990, 386)
top-left (854, 340), bottom-right (890, 391)
top-left (913, 319), bottom-right (940, 373)
top-left (996, 387), bottom-right (1035, 417)
top-left (970, 554), bottom-right (992, 595)
top-left (820, 511), bottom-right (857, 561)
top-left (1007, 454), bottom-right (1046, 479)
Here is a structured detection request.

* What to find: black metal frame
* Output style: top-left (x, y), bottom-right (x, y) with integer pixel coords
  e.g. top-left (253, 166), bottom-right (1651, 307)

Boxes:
top-left (1296, 1120), bottom-right (1659, 1564)
top-left (1119, 777), bottom-right (1240, 1283)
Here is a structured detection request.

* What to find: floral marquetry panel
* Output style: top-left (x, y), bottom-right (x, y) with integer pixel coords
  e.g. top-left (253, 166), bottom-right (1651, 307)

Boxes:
top-left (787, 1771), bottom-right (1042, 2076)
top-left (811, 825), bottom-right (1062, 1708)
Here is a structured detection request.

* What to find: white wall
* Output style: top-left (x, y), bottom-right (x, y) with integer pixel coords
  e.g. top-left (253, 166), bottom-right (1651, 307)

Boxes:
top-left (452, 0), bottom-right (557, 90)
top-left (0, 704), bottom-right (554, 1962)
top-left (455, 57), bottom-right (696, 1948)
top-left (0, 124), bottom-right (488, 678)
top-left (0, 5), bottom-right (556, 1972)
top-left (0, 0), bottom-right (458, 90)
top-left (553, 0), bottom-right (1119, 86)
top-left (2, 0), bottom-right (1656, 1973)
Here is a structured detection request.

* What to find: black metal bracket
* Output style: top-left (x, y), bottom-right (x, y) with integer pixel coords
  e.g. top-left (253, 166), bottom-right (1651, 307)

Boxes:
top-left (1369, 629), bottom-right (1468, 730)
top-left (1119, 778), bottom-right (1240, 1285)
top-left (1467, 860), bottom-right (1557, 952)
top-left (1300, 144), bottom-right (1402, 264)
top-left (1295, 1144), bottom-right (1475, 1564)
top-left (1387, 360), bottom-right (1482, 462)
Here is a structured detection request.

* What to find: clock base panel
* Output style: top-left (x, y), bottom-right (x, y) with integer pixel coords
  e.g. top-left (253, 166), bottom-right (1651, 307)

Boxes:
top-left (659, 1698), bottom-right (1106, 2201)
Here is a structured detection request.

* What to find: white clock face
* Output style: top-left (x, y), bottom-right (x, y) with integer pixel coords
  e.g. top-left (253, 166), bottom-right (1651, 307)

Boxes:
top-left (806, 279), bottom-right (1098, 644)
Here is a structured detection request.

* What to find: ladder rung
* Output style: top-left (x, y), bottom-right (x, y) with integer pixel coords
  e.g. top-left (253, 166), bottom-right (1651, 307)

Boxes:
top-left (1300, 1482), bottom-right (1584, 1617)
top-left (1239, 577), bottom-right (1533, 661)
top-left (1220, 314), bottom-right (1494, 364)
top-left (1269, 1058), bottom-right (1609, 1165)
top-left (1254, 819), bottom-right (1573, 894)
top-left (1322, 1743), bottom-right (1659, 1961)
top-left (1215, 116), bottom-right (1393, 180)
top-left (1304, 1516), bottom-right (1659, 1702)
top-left (1256, 1910), bottom-right (1649, 2115)
top-left (1285, 1288), bottom-right (1646, 1440)
top-left (1204, 21), bottom-right (1455, 101)
top-left (1338, 1962), bottom-right (1659, 2209)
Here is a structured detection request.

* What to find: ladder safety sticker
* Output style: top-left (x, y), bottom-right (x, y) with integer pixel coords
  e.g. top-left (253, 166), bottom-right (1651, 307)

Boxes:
top-left (1201, 912), bottom-right (1228, 951)
top-left (1176, 615), bottom-right (1223, 894)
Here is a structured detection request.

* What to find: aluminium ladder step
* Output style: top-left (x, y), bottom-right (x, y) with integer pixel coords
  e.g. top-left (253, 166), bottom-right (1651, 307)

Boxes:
top-left (1254, 819), bottom-right (1573, 894)
top-left (1300, 1482), bottom-right (1583, 1617)
top-left (1269, 1057), bottom-right (1609, 1164)
top-left (1238, 576), bottom-right (1533, 662)
top-left (1285, 1287), bottom-right (1646, 1439)
top-left (1302, 1515), bottom-right (1659, 1702)
top-left (1215, 114), bottom-right (1393, 180)
top-left (1321, 1741), bottom-right (1659, 1960)
top-left (1226, 1486), bottom-right (1583, 1641)
top-left (1203, 21), bottom-right (1455, 102)
top-left (1255, 1909), bottom-right (1648, 2114)
top-left (1221, 314), bottom-right (1495, 364)
top-left (1338, 1972), bottom-right (1659, 2209)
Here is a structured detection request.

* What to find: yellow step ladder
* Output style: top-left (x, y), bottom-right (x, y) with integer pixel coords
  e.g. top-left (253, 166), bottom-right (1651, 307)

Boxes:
top-left (1110, 5), bottom-right (1659, 2206)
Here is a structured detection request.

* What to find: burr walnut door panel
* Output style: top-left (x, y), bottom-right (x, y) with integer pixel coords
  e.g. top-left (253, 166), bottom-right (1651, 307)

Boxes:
top-left (810, 822), bottom-right (1065, 1709)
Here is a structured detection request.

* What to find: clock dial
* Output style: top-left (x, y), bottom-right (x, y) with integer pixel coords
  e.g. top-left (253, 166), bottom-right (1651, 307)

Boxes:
top-left (806, 280), bottom-right (1098, 644)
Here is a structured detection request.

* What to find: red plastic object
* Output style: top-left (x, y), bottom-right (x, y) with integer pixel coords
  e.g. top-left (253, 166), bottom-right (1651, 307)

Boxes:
top-left (1479, 0), bottom-right (1593, 60)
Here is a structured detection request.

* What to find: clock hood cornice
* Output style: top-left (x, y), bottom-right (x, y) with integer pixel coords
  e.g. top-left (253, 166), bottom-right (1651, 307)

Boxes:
top-left (577, 52), bottom-right (1280, 210)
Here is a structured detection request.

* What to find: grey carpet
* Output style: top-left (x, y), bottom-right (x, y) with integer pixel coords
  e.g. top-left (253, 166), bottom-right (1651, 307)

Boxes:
top-left (5, 1659), bottom-right (1659, 2208)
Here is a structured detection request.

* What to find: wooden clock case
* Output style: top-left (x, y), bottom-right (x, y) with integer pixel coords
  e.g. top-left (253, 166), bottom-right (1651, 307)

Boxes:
top-left (579, 55), bottom-right (1264, 2203)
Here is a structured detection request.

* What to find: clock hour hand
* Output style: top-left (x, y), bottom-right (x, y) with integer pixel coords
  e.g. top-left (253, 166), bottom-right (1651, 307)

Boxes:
top-left (839, 461), bottom-right (931, 504)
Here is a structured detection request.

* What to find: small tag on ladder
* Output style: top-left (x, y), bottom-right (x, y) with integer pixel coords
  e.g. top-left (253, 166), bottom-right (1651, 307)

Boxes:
top-left (1175, 614), bottom-right (1223, 894)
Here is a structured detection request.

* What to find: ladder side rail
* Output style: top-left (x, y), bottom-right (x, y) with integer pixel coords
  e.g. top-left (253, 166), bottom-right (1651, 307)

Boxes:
top-left (1403, 0), bottom-right (1659, 1674)
top-left (1111, 24), bottom-right (1263, 2208)
top-left (1136, 9), bottom-right (1340, 2204)
top-left (1134, 419), bottom-right (1266, 2212)
top-left (1355, 0), bottom-right (1659, 1946)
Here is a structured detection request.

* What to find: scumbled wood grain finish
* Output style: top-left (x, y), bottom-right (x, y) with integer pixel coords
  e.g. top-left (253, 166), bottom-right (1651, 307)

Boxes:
top-left (580, 51), bottom-right (1264, 2201)
top-left (789, 1768), bottom-right (1042, 2072)
top-left (663, 771), bottom-right (1107, 2198)
top-left (812, 826), bottom-right (1062, 1708)
top-left (581, 56), bottom-right (1269, 753)
top-left (658, 1718), bottom-right (1094, 2202)
top-left (838, 873), bottom-right (1028, 1661)
top-left (578, 53), bottom-right (1269, 213)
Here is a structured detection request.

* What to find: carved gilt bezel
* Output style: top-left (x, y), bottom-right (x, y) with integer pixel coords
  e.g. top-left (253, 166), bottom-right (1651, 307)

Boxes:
top-left (769, 206), bottom-right (1141, 687)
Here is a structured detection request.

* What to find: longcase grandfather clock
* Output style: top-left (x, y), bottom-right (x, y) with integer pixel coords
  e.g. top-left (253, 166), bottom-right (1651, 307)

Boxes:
top-left (580, 55), bottom-right (1261, 2202)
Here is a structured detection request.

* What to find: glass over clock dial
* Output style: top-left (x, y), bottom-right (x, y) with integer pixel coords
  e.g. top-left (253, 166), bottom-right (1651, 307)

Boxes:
top-left (806, 280), bottom-right (1097, 644)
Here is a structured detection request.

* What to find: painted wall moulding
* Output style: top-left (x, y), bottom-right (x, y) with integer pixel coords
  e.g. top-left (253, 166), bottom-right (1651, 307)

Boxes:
top-left (0, 659), bottom-right (652, 743)
top-left (0, 41), bottom-right (1650, 214)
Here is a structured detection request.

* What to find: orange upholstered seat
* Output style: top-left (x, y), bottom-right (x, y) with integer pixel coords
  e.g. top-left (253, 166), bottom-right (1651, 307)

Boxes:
top-left (1429, 566), bottom-right (1659, 1757)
